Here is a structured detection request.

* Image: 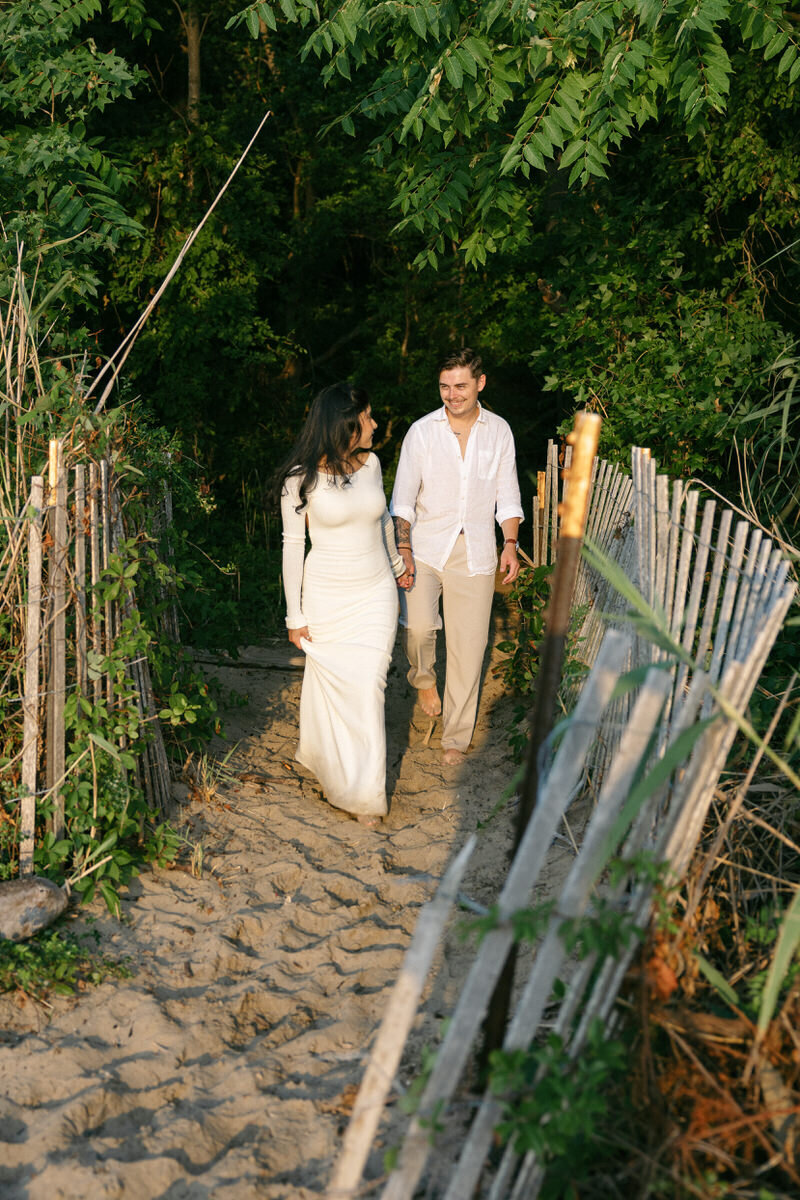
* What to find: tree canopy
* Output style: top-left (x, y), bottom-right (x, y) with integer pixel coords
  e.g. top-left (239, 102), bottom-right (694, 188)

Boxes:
top-left (231, 0), bottom-right (800, 266)
top-left (1, 0), bottom-right (798, 553)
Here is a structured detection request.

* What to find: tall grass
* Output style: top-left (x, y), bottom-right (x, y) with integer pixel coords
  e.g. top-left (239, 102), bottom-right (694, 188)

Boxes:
top-left (581, 532), bottom-right (800, 1195)
top-left (727, 346), bottom-right (800, 541)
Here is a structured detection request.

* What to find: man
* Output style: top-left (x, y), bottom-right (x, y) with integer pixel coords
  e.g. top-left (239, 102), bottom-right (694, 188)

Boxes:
top-left (391, 348), bottom-right (523, 766)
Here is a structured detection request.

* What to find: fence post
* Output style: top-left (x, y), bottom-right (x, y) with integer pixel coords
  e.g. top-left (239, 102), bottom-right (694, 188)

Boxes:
top-left (75, 464), bottom-right (87, 694)
top-left (101, 459), bottom-right (114, 710)
top-left (162, 471), bottom-right (181, 641)
top-left (20, 476), bottom-right (44, 875)
top-left (480, 411), bottom-right (601, 1069)
top-left (89, 461), bottom-right (102, 705)
top-left (46, 440), bottom-right (67, 839)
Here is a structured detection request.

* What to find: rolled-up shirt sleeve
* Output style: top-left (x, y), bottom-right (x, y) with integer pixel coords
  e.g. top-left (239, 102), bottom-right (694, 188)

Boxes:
top-left (280, 474), bottom-right (308, 629)
top-left (495, 426), bottom-right (524, 527)
top-left (390, 426), bottom-right (422, 526)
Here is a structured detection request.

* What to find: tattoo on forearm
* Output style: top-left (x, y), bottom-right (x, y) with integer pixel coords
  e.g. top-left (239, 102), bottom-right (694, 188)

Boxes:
top-left (395, 517), bottom-right (411, 545)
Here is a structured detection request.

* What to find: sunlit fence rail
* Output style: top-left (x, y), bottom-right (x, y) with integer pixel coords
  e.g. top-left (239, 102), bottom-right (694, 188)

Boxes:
top-left (11, 438), bottom-right (172, 876)
top-left (324, 437), bottom-right (795, 1199)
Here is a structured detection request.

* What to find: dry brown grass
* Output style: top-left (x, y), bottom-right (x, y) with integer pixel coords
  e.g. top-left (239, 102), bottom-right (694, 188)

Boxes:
top-left (614, 772), bottom-right (800, 1197)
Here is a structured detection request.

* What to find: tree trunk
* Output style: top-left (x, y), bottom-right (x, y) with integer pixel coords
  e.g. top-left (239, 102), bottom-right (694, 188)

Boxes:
top-left (186, 3), bottom-right (201, 126)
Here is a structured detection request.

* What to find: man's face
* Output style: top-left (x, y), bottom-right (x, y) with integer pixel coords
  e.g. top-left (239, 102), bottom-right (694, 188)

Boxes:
top-left (438, 366), bottom-right (486, 420)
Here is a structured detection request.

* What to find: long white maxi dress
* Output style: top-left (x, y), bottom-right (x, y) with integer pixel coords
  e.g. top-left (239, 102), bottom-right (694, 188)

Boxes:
top-left (280, 454), bottom-right (404, 817)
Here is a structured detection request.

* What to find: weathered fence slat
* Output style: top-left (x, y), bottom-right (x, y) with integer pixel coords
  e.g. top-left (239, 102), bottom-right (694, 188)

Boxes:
top-left (46, 440), bottom-right (67, 838)
top-left (75, 464), bottom-right (87, 695)
top-left (548, 440), bottom-right (558, 565)
top-left (340, 431), bottom-right (797, 1200)
top-left (326, 835), bottom-right (477, 1199)
top-left (442, 669), bottom-right (673, 1200)
top-left (674, 496), bottom-right (714, 703)
top-left (494, 670), bottom-right (711, 1196)
top-left (101, 459), bottom-right (113, 710)
top-left (89, 461), bottom-right (102, 706)
top-left (15, 450), bottom-right (181, 861)
top-left (20, 476), bottom-right (43, 875)
top-left (538, 468), bottom-right (548, 568)
top-left (702, 518), bottom-right (750, 704)
top-left (662, 481), bottom-right (681, 632)
top-left (381, 631), bottom-right (631, 1200)
top-left (654, 472), bottom-right (670, 620)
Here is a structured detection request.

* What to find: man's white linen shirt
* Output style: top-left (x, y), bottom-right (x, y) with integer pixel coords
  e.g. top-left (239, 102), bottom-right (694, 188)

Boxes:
top-left (390, 404), bottom-right (524, 575)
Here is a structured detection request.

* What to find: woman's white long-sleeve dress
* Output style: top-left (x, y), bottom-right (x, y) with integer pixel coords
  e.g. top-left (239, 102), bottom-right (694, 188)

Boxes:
top-left (280, 454), bottom-right (404, 817)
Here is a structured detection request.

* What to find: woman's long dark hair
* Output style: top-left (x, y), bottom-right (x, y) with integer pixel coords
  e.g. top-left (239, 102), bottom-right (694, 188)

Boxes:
top-left (272, 382), bottom-right (371, 512)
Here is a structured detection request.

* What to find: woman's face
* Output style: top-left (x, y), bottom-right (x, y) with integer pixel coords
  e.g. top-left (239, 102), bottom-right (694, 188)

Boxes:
top-left (352, 405), bottom-right (377, 451)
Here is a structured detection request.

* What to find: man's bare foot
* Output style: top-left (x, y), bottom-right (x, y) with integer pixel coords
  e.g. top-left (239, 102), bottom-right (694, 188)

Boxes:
top-left (356, 814), bottom-right (381, 827)
top-left (442, 748), bottom-right (465, 767)
top-left (418, 686), bottom-right (442, 717)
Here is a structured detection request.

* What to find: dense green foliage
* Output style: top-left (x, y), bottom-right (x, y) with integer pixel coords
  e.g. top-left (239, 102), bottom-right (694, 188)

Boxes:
top-left (1, 0), bottom-right (797, 691)
top-left (0, 0), bottom-right (159, 309)
top-left (0, 4), bottom-right (798, 1189)
top-left (225, 0), bottom-right (800, 498)
top-left (232, 0), bottom-right (800, 261)
top-left (4, 0), bottom-right (796, 562)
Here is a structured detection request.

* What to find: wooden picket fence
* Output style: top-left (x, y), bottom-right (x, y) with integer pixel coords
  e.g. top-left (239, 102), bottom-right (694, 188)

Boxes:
top-left (15, 438), bottom-right (172, 875)
top-left (325, 440), bottom-right (796, 1199)
top-left (535, 442), bottom-right (794, 792)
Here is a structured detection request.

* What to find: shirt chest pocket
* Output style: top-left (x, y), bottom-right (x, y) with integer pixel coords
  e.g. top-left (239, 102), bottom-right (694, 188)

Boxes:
top-left (477, 448), bottom-right (500, 480)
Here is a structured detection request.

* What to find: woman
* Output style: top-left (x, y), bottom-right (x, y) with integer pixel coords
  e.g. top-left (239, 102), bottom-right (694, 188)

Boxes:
top-left (275, 383), bottom-right (413, 826)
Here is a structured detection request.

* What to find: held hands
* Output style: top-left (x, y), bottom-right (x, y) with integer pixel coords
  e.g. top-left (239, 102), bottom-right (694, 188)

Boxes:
top-left (288, 626), bottom-right (310, 649)
top-left (499, 543), bottom-right (520, 585)
top-left (396, 547), bottom-right (415, 591)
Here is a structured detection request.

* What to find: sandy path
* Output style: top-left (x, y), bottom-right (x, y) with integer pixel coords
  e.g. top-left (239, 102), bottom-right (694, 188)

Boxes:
top-left (0, 605), bottom-right (576, 1199)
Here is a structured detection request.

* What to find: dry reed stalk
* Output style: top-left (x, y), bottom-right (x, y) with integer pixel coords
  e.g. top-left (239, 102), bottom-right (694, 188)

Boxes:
top-left (0, 512), bottom-right (31, 613)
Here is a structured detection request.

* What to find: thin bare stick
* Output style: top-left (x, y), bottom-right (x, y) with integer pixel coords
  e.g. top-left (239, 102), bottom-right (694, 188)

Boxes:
top-left (92, 109), bottom-right (272, 414)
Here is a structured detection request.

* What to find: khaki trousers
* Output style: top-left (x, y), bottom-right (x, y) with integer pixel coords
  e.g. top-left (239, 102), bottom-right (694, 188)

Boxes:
top-left (400, 535), bottom-right (495, 751)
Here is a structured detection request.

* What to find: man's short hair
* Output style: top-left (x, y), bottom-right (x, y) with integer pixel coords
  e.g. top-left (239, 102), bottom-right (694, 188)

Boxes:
top-left (438, 347), bottom-right (484, 379)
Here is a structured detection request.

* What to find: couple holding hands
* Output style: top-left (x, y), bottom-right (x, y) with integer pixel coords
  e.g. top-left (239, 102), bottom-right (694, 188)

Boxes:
top-left (276, 348), bottom-right (523, 827)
